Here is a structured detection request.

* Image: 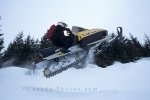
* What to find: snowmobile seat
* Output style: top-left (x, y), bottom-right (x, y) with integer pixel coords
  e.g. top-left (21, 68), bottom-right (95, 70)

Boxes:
top-left (60, 48), bottom-right (70, 53)
top-left (39, 47), bottom-right (59, 58)
top-left (39, 47), bottom-right (70, 59)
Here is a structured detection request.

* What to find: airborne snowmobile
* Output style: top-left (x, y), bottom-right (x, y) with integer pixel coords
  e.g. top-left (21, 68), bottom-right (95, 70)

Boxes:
top-left (33, 26), bottom-right (122, 78)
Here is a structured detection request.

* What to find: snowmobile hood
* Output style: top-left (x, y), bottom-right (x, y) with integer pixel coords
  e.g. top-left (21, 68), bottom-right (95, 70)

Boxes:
top-left (77, 28), bottom-right (107, 41)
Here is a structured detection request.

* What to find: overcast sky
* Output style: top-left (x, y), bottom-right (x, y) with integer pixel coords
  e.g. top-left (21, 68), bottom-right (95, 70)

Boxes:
top-left (0, 0), bottom-right (150, 48)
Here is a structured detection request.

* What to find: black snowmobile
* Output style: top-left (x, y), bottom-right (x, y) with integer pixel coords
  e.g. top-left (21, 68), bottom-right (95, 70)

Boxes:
top-left (33, 26), bottom-right (121, 78)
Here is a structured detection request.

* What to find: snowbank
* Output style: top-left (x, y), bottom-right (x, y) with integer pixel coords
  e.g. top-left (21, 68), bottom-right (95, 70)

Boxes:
top-left (0, 58), bottom-right (150, 100)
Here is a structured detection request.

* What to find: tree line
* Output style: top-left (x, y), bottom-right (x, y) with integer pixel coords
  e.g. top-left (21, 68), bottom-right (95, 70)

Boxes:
top-left (0, 31), bottom-right (52, 67)
top-left (0, 21), bottom-right (150, 68)
top-left (95, 28), bottom-right (150, 67)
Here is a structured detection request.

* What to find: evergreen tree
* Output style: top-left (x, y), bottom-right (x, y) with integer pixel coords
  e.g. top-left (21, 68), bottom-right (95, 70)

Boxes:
top-left (144, 34), bottom-right (150, 56)
top-left (129, 34), bottom-right (144, 58)
top-left (0, 30), bottom-right (4, 58)
top-left (1, 43), bottom-right (13, 61)
top-left (13, 31), bottom-right (24, 64)
top-left (0, 16), bottom-right (4, 58)
top-left (21, 35), bottom-right (38, 63)
top-left (2, 32), bottom-right (24, 65)
top-left (0, 16), bottom-right (4, 67)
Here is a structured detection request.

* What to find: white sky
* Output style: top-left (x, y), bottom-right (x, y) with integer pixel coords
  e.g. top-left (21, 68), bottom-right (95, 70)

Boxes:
top-left (0, 0), bottom-right (150, 48)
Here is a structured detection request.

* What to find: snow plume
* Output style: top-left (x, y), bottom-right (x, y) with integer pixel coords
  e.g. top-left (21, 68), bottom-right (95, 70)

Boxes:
top-left (1, 59), bottom-right (34, 69)
top-left (86, 44), bottom-right (98, 65)
top-left (1, 59), bottom-right (15, 68)
top-left (86, 48), bottom-right (95, 64)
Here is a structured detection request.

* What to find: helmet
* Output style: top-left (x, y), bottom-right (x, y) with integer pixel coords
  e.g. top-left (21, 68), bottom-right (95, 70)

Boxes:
top-left (57, 22), bottom-right (68, 27)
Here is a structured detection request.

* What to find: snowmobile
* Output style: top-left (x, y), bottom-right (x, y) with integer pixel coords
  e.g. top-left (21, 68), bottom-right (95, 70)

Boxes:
top-left (33, 26), bottom-right (122, 78)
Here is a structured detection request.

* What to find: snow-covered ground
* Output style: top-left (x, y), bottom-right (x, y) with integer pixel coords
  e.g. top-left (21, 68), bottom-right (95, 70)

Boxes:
top-left (0, 58), bottom-right (150, 100)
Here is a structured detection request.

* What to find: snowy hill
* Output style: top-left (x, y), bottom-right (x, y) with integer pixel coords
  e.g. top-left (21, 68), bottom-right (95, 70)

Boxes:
top-left (0, 58), bottom-right (150, 100)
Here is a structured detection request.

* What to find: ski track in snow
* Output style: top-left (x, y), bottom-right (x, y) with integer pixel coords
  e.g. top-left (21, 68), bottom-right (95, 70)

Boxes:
top-left (0, 57), bottom-right (150, 100)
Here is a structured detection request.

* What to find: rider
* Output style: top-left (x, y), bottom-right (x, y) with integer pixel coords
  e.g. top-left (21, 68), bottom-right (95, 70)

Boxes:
top-left (50, 22), bottom-right (75, 49)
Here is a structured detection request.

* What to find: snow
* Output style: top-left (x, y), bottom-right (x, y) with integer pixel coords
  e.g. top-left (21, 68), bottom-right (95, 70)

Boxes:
top-left (0, 58), bottom-right (150, 100)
